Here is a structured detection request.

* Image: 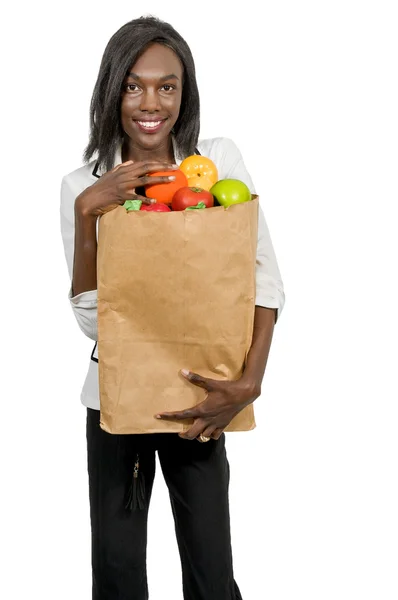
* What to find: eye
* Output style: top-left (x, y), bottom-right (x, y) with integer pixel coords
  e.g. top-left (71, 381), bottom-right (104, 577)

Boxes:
top-left (161, 84), bottom-right (176, 92)
top-left (125, 83), bottom-right (140, 92)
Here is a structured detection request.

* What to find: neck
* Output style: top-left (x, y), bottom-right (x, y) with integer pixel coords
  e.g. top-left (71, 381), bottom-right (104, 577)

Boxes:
top-left (122, 136), bottom-right (175, 164)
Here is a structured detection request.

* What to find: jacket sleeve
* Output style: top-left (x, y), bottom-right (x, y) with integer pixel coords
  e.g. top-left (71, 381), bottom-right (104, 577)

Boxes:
top-left (219, 138), bottom-right (286, 323)
top-left (60, 175), bottom-right (98, 341)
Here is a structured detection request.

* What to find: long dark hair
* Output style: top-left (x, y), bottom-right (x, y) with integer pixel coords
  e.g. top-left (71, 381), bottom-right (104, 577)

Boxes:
top-left (83, 16), bottom-right (200, 173)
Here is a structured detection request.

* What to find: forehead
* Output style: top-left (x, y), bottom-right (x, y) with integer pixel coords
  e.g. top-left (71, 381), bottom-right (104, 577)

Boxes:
top-left (129, 43), bottom-right (183, 78)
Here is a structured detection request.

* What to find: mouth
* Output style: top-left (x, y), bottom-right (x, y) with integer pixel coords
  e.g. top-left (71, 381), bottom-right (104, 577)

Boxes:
top-left (134, 119), bottom-right (167, 134)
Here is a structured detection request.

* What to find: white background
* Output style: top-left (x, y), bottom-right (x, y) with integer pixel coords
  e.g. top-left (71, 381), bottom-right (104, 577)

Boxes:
top-left (1, 1), bottom-right (397, 598)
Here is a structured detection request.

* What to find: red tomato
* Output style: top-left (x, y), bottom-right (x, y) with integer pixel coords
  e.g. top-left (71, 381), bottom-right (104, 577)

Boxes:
top-left (171, 187), bottom-right (214, 211)
top-left (140, 203), bottom-right (171, 212)
top-left (144, 169), bottom-right (188, 204)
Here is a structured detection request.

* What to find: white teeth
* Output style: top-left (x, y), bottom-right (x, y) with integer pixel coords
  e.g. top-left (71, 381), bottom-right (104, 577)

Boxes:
top-left (137, 121), bottom-right (162, 128)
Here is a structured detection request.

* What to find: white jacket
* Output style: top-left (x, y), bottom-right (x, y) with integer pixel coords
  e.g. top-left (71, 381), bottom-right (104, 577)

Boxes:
top-left (60, 136), bottom-right (285, 410)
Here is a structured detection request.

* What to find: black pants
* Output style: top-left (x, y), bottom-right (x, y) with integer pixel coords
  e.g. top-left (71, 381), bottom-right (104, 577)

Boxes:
top-left (86, 408), bottom-right (243, 600)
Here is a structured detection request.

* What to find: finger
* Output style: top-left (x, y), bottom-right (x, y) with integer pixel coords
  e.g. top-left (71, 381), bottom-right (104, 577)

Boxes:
top-left (120, 162), bottom-right (179, 177)
top-left (111, 160), bottom-right (134, 172)
top-left (156, 407), bottom-right (201, 420)
top-left (178, 420), bottom-right (208, 441)
top-left (120, 174), bottom-right (176, 192)
top-left (137, 174), bottom-right (177, 186)
top-left (180, 369), bottom-right (217, 392)
top-left (210, 428), bottom-right (224, 440)
top-left (131, 194), bottom-right (157, 205)
top-left (129, 161), bottom-right (179, 173)
top-left (121, 193), bottom-right (156, 206)
top-left (201, 425), bottom-right (218, 438)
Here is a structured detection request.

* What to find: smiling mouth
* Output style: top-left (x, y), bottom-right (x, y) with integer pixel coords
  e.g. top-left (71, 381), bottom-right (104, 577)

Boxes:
top-left (134, 119), bottom-right (167, 133)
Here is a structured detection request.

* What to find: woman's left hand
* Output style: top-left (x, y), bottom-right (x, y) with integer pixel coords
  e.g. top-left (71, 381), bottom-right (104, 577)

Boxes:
top-left (155, 369), bottom-right (261, 440)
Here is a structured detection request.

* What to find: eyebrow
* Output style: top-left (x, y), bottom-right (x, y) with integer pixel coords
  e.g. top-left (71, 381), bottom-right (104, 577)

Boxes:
top-left (127, 72), bottom-right (180, 82)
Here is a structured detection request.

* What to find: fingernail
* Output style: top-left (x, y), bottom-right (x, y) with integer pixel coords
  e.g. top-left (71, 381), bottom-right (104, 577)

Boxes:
top-left (150, 198), bottom-right (157, 204)
top-left (155, 415), bottom-right (162, 419)
top-left (168, 176), bottom-right (176, 180)
top-left (172, 164), bottom-right (179, 168)
top-left (181, 369), bottom-right (190, 376)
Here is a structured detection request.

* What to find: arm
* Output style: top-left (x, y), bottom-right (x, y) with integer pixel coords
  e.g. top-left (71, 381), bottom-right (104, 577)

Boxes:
top-left (221, 137), bottom-right (285, 323)
top-left (60, 176), bottom-right (98, 341)
top-left (240, 306), bottom-right (276, 396)
top-left (223, 139), bottom-right (284, 391)
top-left (157, 307), bottom-right (276, 439)
top-left (60, 161), bottom-right (177, 341)
top-left (72, 194), bottom-right (98, 296)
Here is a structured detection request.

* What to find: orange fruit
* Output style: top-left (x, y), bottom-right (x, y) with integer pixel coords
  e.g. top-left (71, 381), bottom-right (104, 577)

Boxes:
top-left (144, 169), bottom-right (188, 204)
top-left (179, 155), bottom-right (218, 190)
top-left (184, 174), bottom-right (215, 191)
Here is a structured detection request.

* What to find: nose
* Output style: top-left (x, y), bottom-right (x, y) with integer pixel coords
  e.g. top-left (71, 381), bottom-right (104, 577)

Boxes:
top-left (140, 88), bottom-right (161, 112)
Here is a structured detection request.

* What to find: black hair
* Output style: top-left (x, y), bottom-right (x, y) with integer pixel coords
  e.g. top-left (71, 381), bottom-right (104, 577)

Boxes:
top-left (83, 16), bottom-right (200, 173)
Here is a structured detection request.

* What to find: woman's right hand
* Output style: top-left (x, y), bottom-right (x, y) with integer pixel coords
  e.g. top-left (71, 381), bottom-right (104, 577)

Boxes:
top-left (75, 160), bottom-right (178, 217)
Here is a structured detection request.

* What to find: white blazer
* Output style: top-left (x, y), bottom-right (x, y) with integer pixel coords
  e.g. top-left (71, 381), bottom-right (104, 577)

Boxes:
top-left (60, 136), bottom-right (285, 411)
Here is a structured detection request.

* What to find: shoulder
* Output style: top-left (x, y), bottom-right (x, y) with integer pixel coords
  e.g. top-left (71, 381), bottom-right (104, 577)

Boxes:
top-left (196, 137), bottom-right (254, 190)
top-left (60, 160), bottom-right (99, 218)
top-left (196, 137), bottom-right (246, 176)
top-left (61, 160), bottom-right (98, 193)
top-left (196, 137), bottom-right (242, 161)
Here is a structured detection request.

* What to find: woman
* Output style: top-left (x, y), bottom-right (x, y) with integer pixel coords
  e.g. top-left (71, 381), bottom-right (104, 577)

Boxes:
top-left (60, 15), bottom-right (285, 600)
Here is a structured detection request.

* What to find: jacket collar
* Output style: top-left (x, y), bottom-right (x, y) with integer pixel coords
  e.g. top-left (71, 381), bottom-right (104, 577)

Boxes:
top-left (91, 135), bottom-right (185, 179)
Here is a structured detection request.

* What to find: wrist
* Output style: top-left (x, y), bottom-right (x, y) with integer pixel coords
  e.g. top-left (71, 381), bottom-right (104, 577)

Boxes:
top-left (236, 377), bottom-right (261, 403)
top-left (75, 190), bottom-right (97, 220)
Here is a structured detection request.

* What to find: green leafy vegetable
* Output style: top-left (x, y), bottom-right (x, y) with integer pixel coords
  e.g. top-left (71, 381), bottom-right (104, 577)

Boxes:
top-left (185, 201), bottom-right (207, 210)
top-left (124, 199), bottom-right (142, 212)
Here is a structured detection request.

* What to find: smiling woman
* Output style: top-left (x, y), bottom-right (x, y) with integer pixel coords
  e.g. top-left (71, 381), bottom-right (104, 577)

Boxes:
top-left (120, 44), bottom-right (183, 155)
top-left (82, 17), bottom-right (200, 174)
top-left (60, 13), bottom-right (285, 600)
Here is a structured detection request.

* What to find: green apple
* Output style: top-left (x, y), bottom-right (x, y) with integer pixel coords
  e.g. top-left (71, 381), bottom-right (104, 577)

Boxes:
top-left (210, 179), bottom-right (252, 207)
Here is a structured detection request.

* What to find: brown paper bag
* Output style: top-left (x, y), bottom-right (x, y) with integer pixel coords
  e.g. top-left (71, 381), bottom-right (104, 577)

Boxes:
top-left (97, 197), bottom-right (259, 434)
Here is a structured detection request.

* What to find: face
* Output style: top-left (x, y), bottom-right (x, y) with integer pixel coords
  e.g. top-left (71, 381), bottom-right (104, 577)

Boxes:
top-left (120, 43), bottom-right (184, 152)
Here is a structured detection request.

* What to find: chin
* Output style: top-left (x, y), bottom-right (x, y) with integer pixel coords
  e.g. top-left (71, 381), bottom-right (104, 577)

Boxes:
top-left (137, 131), bottom-right (171, 146)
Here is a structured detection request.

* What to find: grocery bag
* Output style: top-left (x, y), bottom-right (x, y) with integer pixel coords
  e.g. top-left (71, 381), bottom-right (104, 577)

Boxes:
top-left (97, 197), bottom-right (259, 434)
